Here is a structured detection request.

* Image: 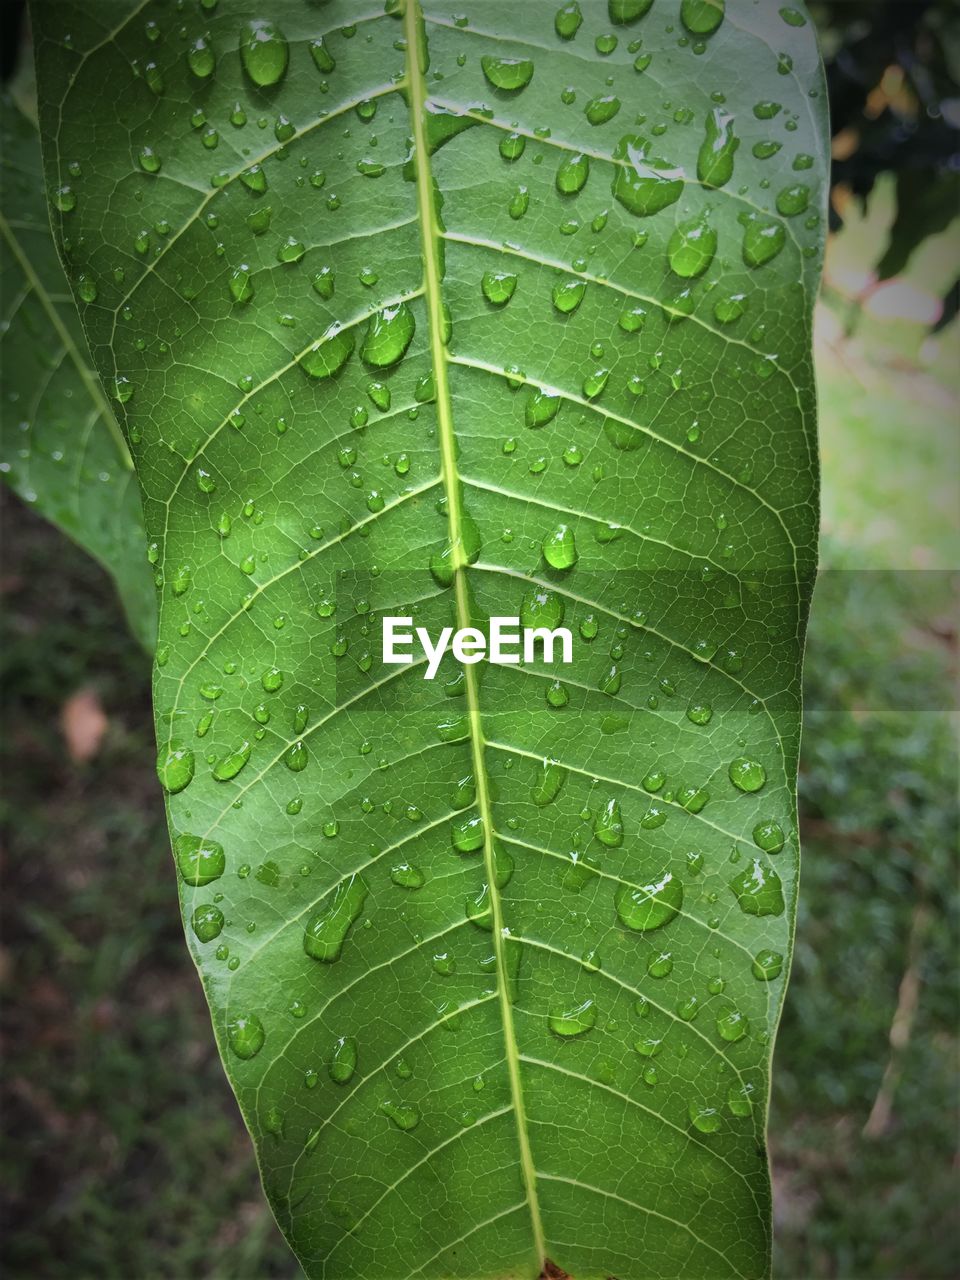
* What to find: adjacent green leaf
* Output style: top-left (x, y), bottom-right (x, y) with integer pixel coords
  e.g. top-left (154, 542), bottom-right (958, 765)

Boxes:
top-left (0, 96), bottom-right (155, 651)
top-left (31, 1), bottom-right (826, 1275)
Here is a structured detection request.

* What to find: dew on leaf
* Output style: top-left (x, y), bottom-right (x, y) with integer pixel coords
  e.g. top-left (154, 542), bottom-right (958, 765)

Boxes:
top-left (615, 870), bottom-right (683, 931)
top-left (304, 874), bottom-right (369, 962)
top-left (239, 19), bottom-right (289, 87)
top-left (227, 1013), bottom-right (265, 1060)
top-left (175, 834), bottom-right (225, 886)
top-left (730, 857), bottom-right (784, 916)
top-left (480, 55), bottom-right (534, 91)
top-left (549, 997), bottom-right (597, 1037)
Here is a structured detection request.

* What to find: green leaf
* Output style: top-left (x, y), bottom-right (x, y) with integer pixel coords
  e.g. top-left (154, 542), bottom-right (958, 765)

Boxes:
top-left (31, 1), bottom-right (826, 1275)
top-left (0, 95), bottom-right (155, 651)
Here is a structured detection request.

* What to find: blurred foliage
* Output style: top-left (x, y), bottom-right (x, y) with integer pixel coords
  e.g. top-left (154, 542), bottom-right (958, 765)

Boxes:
top-left (812, 0), bottom-right (959, 315)
top-left (772, 568), bottom-right (959, 1279)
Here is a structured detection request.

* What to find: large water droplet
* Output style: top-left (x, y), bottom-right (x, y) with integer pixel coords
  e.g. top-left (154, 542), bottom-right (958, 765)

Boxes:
top-left (555, 1), bottom-right (583, 38)
top-left (239, 19), bottom-right (289, 87)
top-left (742, 219), bottom-right (786, 268)
top-left (556, 151), bottom-right (590, 194)
top-left (157, 743), bottom-right (195, 793)
top-left (212, 740), bottom-right (251, 781)
top-left (542, 523), bottom-right (578, 569)
top-left (609, 0), bottom-right (654, 23)
top-left (752, 948), bottom-right (783, 981)
top-left (360, 302), bottom-right (415, 368)
top-left (594, 797), bottom-right (623, 847)
top-left (480, 55), bottom-right (534, 91)
top-left (227, 1012), bottom-right (265, 1060)
top-left (191, 903), bottom-right (225, 942)
top-left (753, 819), bottom-right (784, 852)
top-left (329, 1034), bottom-right (358, 1083)
top-left (729, 857), bottom-right (784, 916)
top-left (549, 997), bottom-right (597, 1037)
top-left (304, 874), bottom-right (369, 961)
top-left (300, 325), bottom-right (354, 380)
top-left (615, 871), bottom-right (683, 931)
top-left (667, 216), bottom-right (717, 278)
top-left (612, 135), bottom-right (683, 215)
top-left (532, 758), bottom-right (567, 807)
top-left (175, 833), bottom-right (225, 886)
top-left (379, 1099), bottom-right (421, 1130)
top-left (728, 756), bottom-right (766, 792)
top-left (681, 0), bottom-right (725, 35)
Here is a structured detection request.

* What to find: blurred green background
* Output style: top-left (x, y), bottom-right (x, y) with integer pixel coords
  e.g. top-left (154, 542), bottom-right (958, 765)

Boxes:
top-left (2, 3), bottom-right (958, 1278)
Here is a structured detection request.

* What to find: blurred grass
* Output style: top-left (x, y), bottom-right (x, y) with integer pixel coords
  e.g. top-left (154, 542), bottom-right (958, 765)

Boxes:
top-left (1, 202), bottom-right (958, 1280)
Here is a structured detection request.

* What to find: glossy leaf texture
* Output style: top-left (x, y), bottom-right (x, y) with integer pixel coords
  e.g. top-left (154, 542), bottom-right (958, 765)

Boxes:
top-left (31, 2), bottom-right (826, 1276)
top-left (0, 96), bottom-right (155, 651)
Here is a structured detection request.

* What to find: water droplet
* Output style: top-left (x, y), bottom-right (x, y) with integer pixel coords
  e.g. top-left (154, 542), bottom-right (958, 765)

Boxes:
top-left (728, 756), bottom-right (766, 792)
top-left (187, 36), bottom-right (216, 78)
top-left (329, 1034), bottom-right (357, 1083)
top-left (157, 743), bottom-right (195, 793)
top-left (609, 0), bottom-right (653, 21)
top-left (137, 146), bottom-right (161, 174)
top-left (689, 1100), bottom-right (721, 1133)
top-left (582, 366), bottom-right (610, 400)
top-left (752, 948), bottom-right (783, 981)
top-left (452, 814), bottom-right (485, 854)
top-left (309, 36), bottom-right (335, 73)
top-left (525, 388), bottom-right (561, 427)
top-left (730, 857), bottom-right (784, 916)
top-left (615, 870), bottom-right (683, 931)
top-left (284, 740), bottom-right (308, 772)
top-left (391, 861), bottom-right (425, 889)
top-left (556, 151), bottom-right (590, 195)
top-left (612, 135), bottom-right (683, 215)
top-left (239, 19), bottom-right (289, 87)
top-left (277, 235), bottom-right (305, 264)
top-left (360, 302), bottom-right (415, 368)
top-left (728, 1082), bottom-right (755, 1116)
top-left (776, 182), bottom-right (810, 217)
top-left (481, 271), bottom-right (518, 306)
top-left (742, 218), bottom-right (786, 268)
top-left (228, 263), bottom-right (254, 305)
top-left (681, 0), bottom-right (725, 36)
top-left (667, 215), bottom-right (717, 278)
top-left (686, 700), bottom-right (713, 725)
top-left (380, 1099), bottom-right (420, 1130)
top-left (585, 94), bottom-right (622, 125)
top-left (753, 819), bottom-right (784, 853)
top-left (481, 55), bottom-right (534, 91)
top-left (227, 1012), bottom-right (265, 1060)
top-left (697, 107), bottom-right (738, 188)
top-left (175, 833), bottom-right (225, 886)
top-left (716, 1007), bottom-right (749, 1041)
top-left (590, 798), bottom-right (622, 847)
top-left (542, 523), bottom-right (578, 569)
top-left (549, 997), bottom-right (597, 1037)
top-left (647, 951), bottom-right (673, 978)
top-left (520, 589), bottom-right (564, 630)
top-left (552, 278), bottom-right (585, 315)
top-left (714, 292), bottom-right (747, 324)
top-left (532, 758), bottom-right (567, 807)
top-left (300, 325), bottom-right (354, 380)
top-left (555, 2), bottom-right (583, 39)
top-left (304, 874), bottom-right (369, 962)
top-left (191, 903), bottom-right (225, 942)
top-left (212, 739), bottom-right (251, 782)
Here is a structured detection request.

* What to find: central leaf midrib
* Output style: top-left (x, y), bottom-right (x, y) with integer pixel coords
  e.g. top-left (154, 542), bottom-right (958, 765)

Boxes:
top-left (402, 0), bottom-right (546, 1265)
